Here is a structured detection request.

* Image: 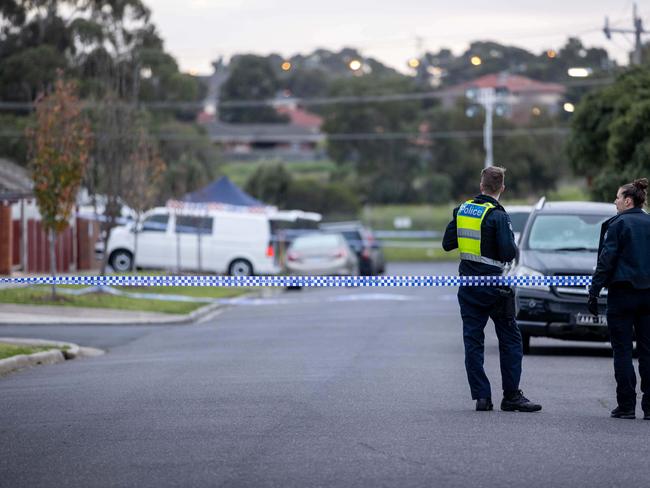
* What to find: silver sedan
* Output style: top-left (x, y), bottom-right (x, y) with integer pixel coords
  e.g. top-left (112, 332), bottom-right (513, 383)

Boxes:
top-left (285, 232), bottom-right (359, 276)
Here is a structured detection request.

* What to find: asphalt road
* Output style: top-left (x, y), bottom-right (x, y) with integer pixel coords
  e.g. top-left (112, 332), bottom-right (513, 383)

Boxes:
top-left (1, 262), bottom-right (649, 488)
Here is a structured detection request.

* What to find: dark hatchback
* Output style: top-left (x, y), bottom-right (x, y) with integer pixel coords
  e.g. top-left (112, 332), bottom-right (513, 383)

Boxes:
top-left (510, 200), bottom-right (616, 353)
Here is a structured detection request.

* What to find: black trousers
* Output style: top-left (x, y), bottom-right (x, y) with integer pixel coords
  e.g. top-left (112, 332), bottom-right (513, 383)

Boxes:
top-left (606, 286), bottom-right (650, 412)
top-left (457, 286), bottom-right (523, 400)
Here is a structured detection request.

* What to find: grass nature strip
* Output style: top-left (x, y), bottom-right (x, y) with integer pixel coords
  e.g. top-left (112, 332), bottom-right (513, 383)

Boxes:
top-left (0, 343), bottom-right (65, 361)
top-left (0, 286), bottom-right (252, 314)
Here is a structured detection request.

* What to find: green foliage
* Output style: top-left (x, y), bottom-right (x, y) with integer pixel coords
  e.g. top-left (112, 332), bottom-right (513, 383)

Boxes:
top-left (243, 162), bottom-right (360, 216)
top-left (27, 77), bottom-right (90, 234)
top-left (153, 120), bottom-right (221, 200)
top-left (423, 38), bottom-right (613, 88)
top-left (220, 55), bottom-right (288, 123)
top-left (322, 74), bottom-right (425, 203)
top-left (244, 162), bottom-right (291, 206)
top-left (0, 114), bottom-right (30, 164)
top-left (567, 66), bottom-right (650, 200)
top-left (285, 179), bottom-right (360, 217)
top-left (0, 45), bottom-right (67, 102)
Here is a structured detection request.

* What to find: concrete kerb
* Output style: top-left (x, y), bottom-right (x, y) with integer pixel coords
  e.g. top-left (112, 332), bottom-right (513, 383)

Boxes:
top-left (105, 287), bottom-right (284, 325)
top-left (0, 337), bottom-right (104, 376)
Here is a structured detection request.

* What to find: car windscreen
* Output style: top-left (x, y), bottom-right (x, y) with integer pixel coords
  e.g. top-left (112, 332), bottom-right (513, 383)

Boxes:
top-left (290, 234), bottom-right (341, 251)
top-left (526, 214), bottom-right (611, 251)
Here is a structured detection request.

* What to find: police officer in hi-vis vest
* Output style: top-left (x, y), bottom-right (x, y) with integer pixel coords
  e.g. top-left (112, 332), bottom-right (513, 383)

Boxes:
top-left (443, 166), bottom-right (542, 412)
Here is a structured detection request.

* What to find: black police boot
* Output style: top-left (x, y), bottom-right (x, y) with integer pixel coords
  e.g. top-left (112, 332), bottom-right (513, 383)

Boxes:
top-left (610, 406), bottom-right (635, 419)
top-left (501, 390), bottom-right (542, 412)
top-left (476, 398), bottom-right (493, 411)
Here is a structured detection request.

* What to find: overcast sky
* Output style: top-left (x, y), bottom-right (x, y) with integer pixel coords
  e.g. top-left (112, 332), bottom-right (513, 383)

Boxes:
top-left (146, 0), bottom-right (644, 74)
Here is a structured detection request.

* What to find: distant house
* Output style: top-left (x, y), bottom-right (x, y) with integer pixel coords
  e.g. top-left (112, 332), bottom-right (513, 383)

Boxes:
top-left (200, 107), bottom-right (325, 161)
top-left (439, 73), bottom-right (566, 123)
top-left (197, 60), bottom-right (325, 160)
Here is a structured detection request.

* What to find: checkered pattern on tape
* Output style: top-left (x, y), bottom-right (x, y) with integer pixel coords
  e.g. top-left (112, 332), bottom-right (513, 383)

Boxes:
top-left (0, 275), bottom-right (593, 287)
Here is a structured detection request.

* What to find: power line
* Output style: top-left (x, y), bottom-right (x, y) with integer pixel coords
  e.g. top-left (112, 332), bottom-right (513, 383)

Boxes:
top-left (0, 126), bottom-right (569, 142)
top-left (0, 78), bottom-right (613, 111)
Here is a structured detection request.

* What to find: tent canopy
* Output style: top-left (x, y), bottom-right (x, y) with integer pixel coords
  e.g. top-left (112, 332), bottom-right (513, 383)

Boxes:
top-left (182, 176), bottom-right (266, 207)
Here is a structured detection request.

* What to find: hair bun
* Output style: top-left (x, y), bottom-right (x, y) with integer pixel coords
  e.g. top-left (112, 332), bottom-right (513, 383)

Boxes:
top-left (633, 178), bottom-right (649, 191)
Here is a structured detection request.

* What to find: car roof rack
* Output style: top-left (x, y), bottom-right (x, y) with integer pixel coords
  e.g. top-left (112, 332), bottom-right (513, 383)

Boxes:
top-left (535, 196), bottom-right (546, 210)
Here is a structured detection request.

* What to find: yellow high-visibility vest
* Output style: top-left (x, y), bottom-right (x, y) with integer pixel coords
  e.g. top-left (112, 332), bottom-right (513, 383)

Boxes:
top-left (456, 200), bottom-right (506, 269)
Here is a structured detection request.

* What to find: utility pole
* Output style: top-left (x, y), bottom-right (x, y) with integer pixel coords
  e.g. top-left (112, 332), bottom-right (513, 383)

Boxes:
top-left (466, 87), bottom-right (508, 168)
top-left (479, 88), bottom-right (495, 169)
top-left (604, 3), bottom-right (647, 65)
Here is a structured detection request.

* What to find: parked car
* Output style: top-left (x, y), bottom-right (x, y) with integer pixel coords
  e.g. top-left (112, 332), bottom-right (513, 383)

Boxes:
top-left (319, 221), bottom-right (385, 275)
top-left (101, 207), bottom-right (279, 276)
top-left (504, 204), bottom-right (533, 243)
top-left (510, 198), bottom-right (616, 353)
top-left (285, 232), bottom-right (358, 276)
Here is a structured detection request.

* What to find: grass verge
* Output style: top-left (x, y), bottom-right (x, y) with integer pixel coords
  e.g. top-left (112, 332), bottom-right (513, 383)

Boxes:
top-left (0, 343), bottom-right (62, 360)
top-left (0, 286), bottom-right (251, 314)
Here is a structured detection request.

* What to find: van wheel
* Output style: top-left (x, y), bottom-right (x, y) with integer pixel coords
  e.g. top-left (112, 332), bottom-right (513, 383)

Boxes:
top-left (109, 249), bottom-right (133, 272)
top-left (228, 259), bottom-right (253, 277)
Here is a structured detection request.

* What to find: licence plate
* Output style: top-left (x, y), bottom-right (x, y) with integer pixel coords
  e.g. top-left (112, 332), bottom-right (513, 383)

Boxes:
top-left (575, 313), bottom-right (608, 326)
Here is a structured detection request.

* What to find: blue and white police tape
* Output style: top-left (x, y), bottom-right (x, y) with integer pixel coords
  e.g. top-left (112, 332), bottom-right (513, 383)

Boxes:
top-left (0, 275), bottom-right (592, 288)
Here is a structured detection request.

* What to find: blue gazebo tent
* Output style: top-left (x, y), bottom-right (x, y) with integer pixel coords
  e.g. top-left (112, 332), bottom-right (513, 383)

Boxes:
top-left (182, 176), bottom-right (266, 207)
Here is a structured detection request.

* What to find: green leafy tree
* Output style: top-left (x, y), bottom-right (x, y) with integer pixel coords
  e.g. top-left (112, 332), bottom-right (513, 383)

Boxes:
top-left (567, 66), bottom-right (650, 200)
top-left (220, 55), bottom-right (288, 123)
top-left (27, 76), bottom-right (90, 298)
top-left (244, 162), bottom-right (291, 206)
top-left (153, 119), bottom-right (221, 199)
top-left (122, 126), bottom-right (166, 266)
top-left (322, 74), bottom-right (424, 203)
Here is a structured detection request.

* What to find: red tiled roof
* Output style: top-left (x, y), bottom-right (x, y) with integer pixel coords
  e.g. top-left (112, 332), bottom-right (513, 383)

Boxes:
top-left (276, 106), bottom-right (323, 129)
top-left (446, 73), bottom-right (566, 95)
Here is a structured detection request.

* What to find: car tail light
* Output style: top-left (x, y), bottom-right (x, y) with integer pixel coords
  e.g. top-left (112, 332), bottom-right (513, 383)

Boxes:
top-left (266, 244), bottom-right (274, 257)
top-left (361, 248), bottom-right (370, 259)
top-left (333, 248), bottom-right (347, 259)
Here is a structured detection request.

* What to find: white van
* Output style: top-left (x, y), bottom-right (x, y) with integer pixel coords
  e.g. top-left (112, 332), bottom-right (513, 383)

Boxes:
top-left (104, 207), bottom-right (279, 276)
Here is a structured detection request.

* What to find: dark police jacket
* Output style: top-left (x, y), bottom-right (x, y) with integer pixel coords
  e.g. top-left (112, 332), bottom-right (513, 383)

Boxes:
top-left (443, 194), bottom-right (517, 276)
top-left (590, 207), bottom-right (650, 296)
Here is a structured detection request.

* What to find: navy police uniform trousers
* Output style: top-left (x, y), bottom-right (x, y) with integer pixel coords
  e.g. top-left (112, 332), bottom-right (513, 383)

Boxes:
top-left (607, 285), bottom-right (650, 413)
top-left (458, 286), bottom-right (523, 400)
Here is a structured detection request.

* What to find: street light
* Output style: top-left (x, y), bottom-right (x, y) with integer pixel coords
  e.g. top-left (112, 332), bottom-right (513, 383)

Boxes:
top-left (546, 49), bottom-right (557, 58)
top-left (281, 61), bottom-right (292, 71)
top-left (470, 56), bottom-right (482, 66)
top-left (140, 67), bottom-right (153, 79)
top-left (408, 57), bottom-right (420, 69)
top-left (563, 102), bottom-right (575, 113)
top-left (349, 59), bottom-right (362, 71)
top-left (567, 67), bottom-right (592, 77)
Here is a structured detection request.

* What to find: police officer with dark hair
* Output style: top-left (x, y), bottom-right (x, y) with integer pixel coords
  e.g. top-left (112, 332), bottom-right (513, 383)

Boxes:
top-left (443, 166), bottom-right (541, 412)
top-left (589, 178), bottom-right (650, 420)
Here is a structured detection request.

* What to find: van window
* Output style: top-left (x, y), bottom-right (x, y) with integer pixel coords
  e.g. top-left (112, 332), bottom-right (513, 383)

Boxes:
top-left (142, 214), bottom-right (169, 232)
top-left (175, 216), bottom-right (213, 235)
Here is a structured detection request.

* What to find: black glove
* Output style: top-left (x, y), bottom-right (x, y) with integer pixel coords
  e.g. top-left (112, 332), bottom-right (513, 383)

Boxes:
top-left (587, 294), bottom-right (599, 317)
